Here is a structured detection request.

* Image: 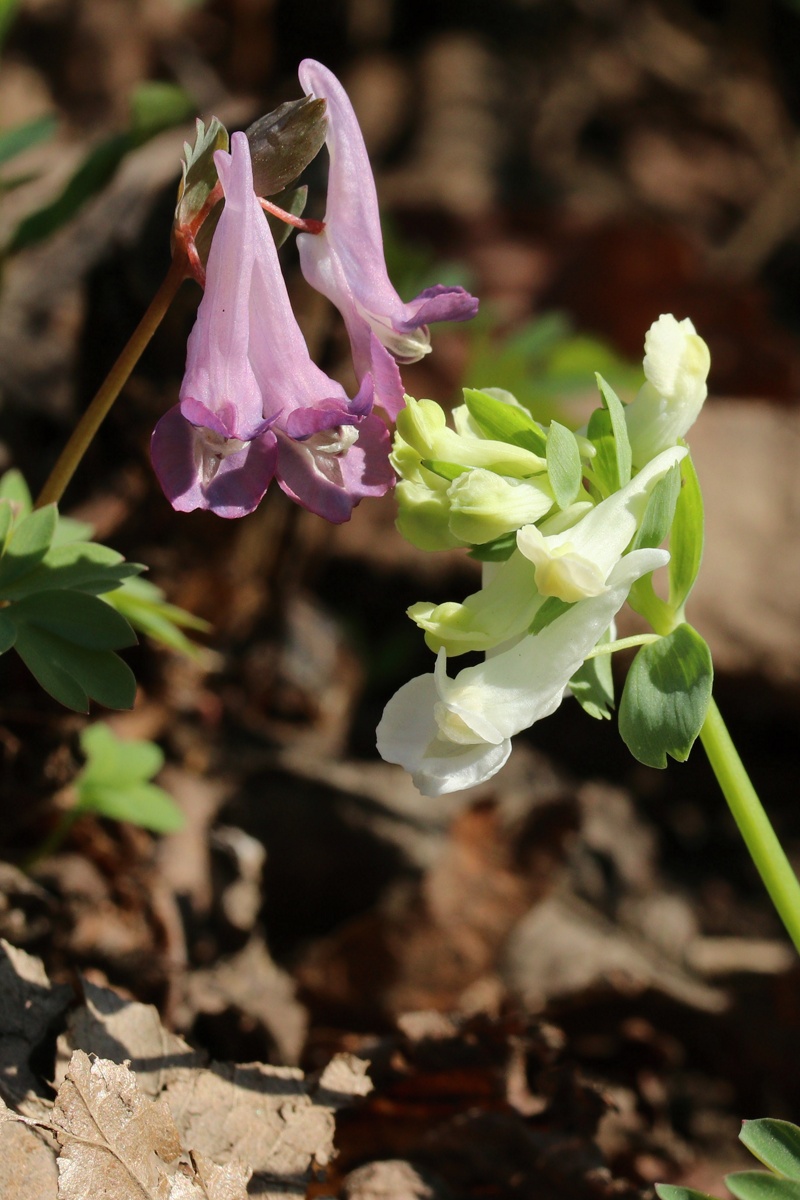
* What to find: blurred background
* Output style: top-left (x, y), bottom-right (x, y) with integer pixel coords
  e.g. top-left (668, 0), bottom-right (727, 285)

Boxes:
top-left (3, 2), bottom-right (800, 1197)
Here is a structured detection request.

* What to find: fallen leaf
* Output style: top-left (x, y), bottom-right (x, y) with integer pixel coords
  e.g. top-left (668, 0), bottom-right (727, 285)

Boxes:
top-left (54, 1050), bottom-right (184, 1199)
top-left (0, 1095), bottom-right (58, 1200)
top-left (57, 976), bottom-right (204, 1097)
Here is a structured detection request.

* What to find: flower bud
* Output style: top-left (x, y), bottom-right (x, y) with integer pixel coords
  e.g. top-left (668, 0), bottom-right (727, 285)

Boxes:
top-left (446, 468), bottom-right (554, 545)
top-left (625, 314), bottom-right (710, 468)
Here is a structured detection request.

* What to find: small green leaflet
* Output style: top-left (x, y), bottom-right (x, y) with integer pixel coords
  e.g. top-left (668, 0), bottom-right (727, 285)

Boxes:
top-left (656, 1188), bottom-right (716, 1200)
top-left (619, 624), bottom-right (713, 768)
top-left (546, 421), bottom-right (582, 509)
top-left (75, 723), bottom-right (184, 834)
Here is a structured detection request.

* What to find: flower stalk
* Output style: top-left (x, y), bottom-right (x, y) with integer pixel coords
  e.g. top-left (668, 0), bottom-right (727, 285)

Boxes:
top-left (700, 696), bottom-right (800, 955)
top-left (35, 253), bottom-right (189, 509)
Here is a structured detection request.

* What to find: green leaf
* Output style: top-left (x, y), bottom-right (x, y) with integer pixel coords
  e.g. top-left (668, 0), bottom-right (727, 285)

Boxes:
top-left (75, 723), bottom-right (184, 834)
top-left (103, 576), bottom-right (209, 658)
top-left (0, 114), bottom-right (57, 167)
top-left (0, 469), bottom-right (32, 512)
top-left (595, 373), bottom-right (632, 487)
top-left (725, 1172), bottom-right (800, 1200)
top-left (546, 421), bottom-right (583, 509)
top-left (14, 626), bottom-right (136, 711)
top-left (12, 590), bottom-right (137, 650)
top-left (463, 388), bottom-right (548, 455)
top-left (655, 1187), bottom-right (717, 1200)
top-left (8, 132), bottom-right (132, 252)
top-left (3, 541), bottom-right (141, 599)
top-left (570, 630), bottom-right (614, 719)
top-left (79, 782), bottom-right (184, 833)
top-left (0, 505), bottom-right (57, 589)
top-left (630, 465), bottom-right (682, 552)
top-left (0, 0), bottom-right (20, 47)
top-left (669, 452), bottom-right (704, 615)
top-left (740, 1120), bottom-right (800, 1181)
top-left (467, 531), bottom-right (518, 562)
top-left (0, 611), bottom-right (16, 654)
top-left (619, 625), bottom-right (713, 768)
top-left (130, 81), bottom-right (195, 142)
top-left (79, 722), bottom-right (163, 784)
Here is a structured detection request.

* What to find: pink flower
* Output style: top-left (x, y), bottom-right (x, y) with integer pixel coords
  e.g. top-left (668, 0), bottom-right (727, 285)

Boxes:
top-left (296, 59), bottom-right (479, 420)
top-left (152, 131), bottom-right (394, 520)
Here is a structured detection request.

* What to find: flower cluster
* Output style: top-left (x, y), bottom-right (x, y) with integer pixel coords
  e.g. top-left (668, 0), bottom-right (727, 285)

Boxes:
top-left (377, 314), bottom-right (711, 796)
top-left (153, 60), bottom-right (478, 520)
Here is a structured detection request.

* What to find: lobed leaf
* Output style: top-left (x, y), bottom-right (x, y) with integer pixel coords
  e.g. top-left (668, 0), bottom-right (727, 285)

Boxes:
top-left (14, 625), bottom-right (136, 712)
top-left (655, 1187), bottom-right (717, 1200)
top-left (619, 624), bottom-right (713, 769)
top-left (0, 505), bottom-right (57, 589)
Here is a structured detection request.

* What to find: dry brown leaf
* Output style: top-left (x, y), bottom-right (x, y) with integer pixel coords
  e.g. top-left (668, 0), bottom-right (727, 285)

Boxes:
top-left (0, 1095), bottom-right (58, 1200)
top-left (57, 976), bottom-right (204, 1097)
top-left (161, 1054), bottom-right (371, 1199)
top-left (54, 1050), bottom-right (184, 1199)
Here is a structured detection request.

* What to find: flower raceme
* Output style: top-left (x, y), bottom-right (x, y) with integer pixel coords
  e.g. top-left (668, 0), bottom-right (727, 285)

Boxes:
top-left (156, 60), bottom-right (479, 520)
top-left (152, 131), bottom-right (394, 520)
top-left (377, 314), bottom-right (711, 797)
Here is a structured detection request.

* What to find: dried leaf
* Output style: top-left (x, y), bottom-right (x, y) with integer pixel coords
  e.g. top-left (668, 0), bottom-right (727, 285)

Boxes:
top-left (54, 1050), bottom-right (183, 1199)
top-left (57, 977), bottom-right (204, 1097)
top-left (0, 1095), bottom-right (58, 1200)
top-left (161, 1054), bottom-right (370, 1199)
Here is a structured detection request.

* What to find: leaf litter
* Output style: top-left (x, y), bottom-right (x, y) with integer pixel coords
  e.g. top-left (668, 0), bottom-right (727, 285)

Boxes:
top-left (0, 941), bottom-right (372, 1199)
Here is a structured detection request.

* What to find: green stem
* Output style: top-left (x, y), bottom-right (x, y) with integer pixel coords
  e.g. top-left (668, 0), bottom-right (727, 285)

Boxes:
top-left (35, 254), bottom-right (188, 509)
top-left (700, 695), bottom-right (800, 955)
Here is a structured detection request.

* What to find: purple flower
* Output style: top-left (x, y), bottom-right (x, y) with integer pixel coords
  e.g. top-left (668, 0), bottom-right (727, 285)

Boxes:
top-left (296, 59), bottom-right (479, 420)
top-left (152, 131), bottom-right (394, 520)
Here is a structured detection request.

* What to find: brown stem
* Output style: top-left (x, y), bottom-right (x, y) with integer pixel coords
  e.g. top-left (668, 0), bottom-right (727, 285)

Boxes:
top-left (35, 254), bottom-right (189, 509)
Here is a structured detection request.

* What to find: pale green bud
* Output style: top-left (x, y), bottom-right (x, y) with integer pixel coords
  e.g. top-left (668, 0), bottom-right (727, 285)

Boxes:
top-left (408, 550), bottom-right (543, 656)
top-left (395, 397), bottom-right (546, 479)
top-left (446, 469), bottom-right (554, 545)
top-left (395, 480), bottom-right (462, 552)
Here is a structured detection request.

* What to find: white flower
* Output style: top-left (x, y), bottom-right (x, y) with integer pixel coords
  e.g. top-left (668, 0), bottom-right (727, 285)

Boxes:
top-left (515, 445), bottom-right (686, 603)
top-left (376, 548), bottom-right (668, 796)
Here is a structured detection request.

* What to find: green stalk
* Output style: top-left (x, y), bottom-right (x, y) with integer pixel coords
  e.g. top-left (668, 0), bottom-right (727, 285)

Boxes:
top-left (35, 254), bottom-right (188, 509)
top-left (700, 695), bottom-right (800, 955)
